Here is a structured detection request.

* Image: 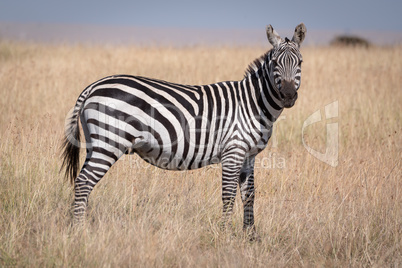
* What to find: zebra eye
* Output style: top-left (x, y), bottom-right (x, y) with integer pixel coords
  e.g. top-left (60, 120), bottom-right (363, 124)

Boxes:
top-left (277, 79), bottom-right (282, 86)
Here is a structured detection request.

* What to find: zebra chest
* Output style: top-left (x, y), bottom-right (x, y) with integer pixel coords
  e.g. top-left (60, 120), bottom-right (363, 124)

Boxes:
top-left (245, 126), bottom-right (273, 156)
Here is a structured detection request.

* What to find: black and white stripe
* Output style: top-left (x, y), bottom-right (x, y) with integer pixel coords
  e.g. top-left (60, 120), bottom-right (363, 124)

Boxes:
top-left (61, 23), bottom-right (306, 233)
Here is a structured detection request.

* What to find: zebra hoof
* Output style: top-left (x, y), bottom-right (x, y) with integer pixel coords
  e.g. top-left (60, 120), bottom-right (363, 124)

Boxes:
top-left (243, 226), bottom-right (261, 242)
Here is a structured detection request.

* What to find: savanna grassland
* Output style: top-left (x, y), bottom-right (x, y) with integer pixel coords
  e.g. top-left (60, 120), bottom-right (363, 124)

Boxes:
top-left (0, 41), bottom-right (401, 267)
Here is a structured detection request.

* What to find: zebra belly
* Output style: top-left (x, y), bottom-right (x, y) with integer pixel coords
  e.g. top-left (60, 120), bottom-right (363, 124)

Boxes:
top-left (132, 138), bottom-right (222, 171)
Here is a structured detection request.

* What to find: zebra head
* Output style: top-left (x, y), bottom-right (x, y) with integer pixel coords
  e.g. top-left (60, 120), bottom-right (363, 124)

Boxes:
top-left (266, 23), bottom-right (306, 108)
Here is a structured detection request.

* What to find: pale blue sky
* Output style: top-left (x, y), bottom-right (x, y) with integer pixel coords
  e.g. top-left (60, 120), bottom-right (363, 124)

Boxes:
top-left (0, 0), bottom-right (401, 31)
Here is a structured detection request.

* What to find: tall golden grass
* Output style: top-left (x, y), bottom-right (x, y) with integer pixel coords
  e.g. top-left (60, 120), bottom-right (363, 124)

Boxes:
top-left (0, 42), bottom-right (401, 267)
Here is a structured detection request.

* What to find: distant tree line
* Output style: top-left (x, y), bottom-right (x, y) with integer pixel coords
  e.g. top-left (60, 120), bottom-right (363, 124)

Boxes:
top-left (331, 35), bottom-right (371, 47)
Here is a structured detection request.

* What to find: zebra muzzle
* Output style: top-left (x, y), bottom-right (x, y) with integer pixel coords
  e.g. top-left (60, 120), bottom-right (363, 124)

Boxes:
top-left (280, 80), bottom-right (298, 108)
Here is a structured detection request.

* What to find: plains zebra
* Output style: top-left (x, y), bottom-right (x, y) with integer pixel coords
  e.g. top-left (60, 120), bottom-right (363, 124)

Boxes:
top-left (61, 23), bottom-right (306, 234)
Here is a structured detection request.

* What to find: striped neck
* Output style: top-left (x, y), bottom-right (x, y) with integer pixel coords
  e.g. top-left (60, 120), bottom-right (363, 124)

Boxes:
top-left (243, 51), bottom-right (284, 125)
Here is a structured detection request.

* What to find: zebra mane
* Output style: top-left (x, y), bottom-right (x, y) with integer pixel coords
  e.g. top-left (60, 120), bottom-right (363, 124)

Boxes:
top-left (244, 50), bottom-right (271, 78)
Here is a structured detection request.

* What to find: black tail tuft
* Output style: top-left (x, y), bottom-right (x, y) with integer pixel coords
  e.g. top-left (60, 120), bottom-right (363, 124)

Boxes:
top-left (60, 122), bottom-right (81, 185)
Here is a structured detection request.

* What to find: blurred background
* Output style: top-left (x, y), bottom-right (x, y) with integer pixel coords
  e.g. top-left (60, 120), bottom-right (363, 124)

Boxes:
top-left (1, 0), bottom-right (401, 46)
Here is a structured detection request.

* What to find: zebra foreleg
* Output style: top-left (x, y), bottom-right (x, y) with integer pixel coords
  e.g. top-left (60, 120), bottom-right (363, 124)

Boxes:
top-left (220, 151), bottom-right (244, 231)
top-left (220, 171), bottom-right (238, 231)
top-left (239, 155), bottom-right (259, 240)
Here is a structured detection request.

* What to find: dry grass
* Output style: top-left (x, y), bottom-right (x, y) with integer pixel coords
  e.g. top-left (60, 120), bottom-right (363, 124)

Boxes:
top-left (0, 41), bottom-right (401, 267)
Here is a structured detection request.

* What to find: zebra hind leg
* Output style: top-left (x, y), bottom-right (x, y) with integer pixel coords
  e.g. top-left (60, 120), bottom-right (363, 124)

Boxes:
top-left (73, 147), bottom-right (123, 224)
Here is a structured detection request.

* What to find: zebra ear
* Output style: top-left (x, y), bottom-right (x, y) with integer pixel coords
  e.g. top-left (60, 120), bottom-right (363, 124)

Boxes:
top-left (266, 25), bottom-right (282, 48)
top-left (292, 23), bottom-right (307, 47)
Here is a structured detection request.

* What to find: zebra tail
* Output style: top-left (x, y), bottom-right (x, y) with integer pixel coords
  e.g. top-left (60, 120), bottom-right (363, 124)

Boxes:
top-left (60, 102), bottom-right (83, 185)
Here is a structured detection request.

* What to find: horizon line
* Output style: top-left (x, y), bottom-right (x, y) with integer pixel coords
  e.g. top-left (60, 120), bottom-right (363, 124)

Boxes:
top-left (1, 22), bottom-right (402, 46)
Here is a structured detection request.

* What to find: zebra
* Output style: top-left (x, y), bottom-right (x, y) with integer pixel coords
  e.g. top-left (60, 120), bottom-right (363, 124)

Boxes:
top-left (61, 23), bottom-right (307, 235)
